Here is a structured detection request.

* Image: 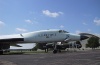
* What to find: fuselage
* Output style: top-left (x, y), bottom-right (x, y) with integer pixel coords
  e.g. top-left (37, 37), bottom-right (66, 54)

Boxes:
top-left (0, 29), bottom-right (88, 44)
top-left (21, 30), bottom-right (81, 43)
top-left (23, 30), bottom-right (68, 43)
top-left (0, 29), bottom-right (89, 54)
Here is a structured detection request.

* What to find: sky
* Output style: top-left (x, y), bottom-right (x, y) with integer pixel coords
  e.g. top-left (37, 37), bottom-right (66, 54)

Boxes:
top-left (0, 0), bottom-right (100, 49)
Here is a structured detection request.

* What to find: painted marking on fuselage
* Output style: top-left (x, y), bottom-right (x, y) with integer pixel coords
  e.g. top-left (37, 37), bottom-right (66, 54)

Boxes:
top-left (38, 33), bottom-right (56, 38)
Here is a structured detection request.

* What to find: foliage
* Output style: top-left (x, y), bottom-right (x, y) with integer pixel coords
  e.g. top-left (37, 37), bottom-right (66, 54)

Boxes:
top-left (86, 36), bottom-right (99, 49)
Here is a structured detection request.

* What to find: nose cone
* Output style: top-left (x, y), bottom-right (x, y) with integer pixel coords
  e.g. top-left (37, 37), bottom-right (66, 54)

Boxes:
top-left (80, 35), bottom-right (89, 40)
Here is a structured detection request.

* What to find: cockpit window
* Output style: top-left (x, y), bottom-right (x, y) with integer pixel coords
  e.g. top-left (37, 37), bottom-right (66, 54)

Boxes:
top-left (59, 30), bottom-right (62, 33)
top-left (20, 34), bottom-right (23, 37)
top-left (59, 30), bottom-right (68, 33)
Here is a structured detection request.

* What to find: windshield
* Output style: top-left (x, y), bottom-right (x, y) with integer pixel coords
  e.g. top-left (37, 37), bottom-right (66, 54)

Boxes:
top-left (59, 30), bottom-right (68, 33)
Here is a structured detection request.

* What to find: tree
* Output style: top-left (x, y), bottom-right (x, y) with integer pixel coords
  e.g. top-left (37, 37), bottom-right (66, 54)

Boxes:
top-left (86, 36), bottom-right (99, 49)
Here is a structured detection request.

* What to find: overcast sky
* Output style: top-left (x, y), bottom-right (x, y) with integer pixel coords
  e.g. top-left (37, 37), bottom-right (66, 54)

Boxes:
top-left (0, 0), bottom-right (100, 49)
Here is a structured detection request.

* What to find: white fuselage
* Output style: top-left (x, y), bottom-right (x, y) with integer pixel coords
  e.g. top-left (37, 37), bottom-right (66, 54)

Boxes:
top-left (0, 30), bottom-right (81, 43)
top-left (23, 30), bottom-right (67, 43)
top-left (21, 30), bottom-right (80, 43)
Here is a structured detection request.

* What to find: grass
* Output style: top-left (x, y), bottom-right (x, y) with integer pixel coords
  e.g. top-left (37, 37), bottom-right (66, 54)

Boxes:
top-left (3, 50), bottom-right (47, 55)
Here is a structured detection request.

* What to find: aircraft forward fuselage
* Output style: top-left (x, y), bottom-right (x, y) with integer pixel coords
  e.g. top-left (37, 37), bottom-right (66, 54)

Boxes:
top-left (0, 29), bottom-right (89, 54)
top-left (0, 30), bottom-right (83, 43)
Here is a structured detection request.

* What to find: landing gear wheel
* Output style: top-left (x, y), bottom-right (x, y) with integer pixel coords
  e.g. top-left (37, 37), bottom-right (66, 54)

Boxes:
top-left (53, 50), bottom-right (57, 54)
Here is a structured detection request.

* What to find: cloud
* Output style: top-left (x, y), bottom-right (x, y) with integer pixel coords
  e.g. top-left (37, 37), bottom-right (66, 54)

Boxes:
top-left (42, 10), bottom-right (63, 18)
top-left (82, 22), bottom-right (87, 25)
top-left (94, 18), bottom-right (100, 26)
top-left (16, 28), bottom-right (27, 32)
top-left (0, 21), bottom-right (5, 27)
top-left (60, 25), bottom-right (64, 28)
top-left (75, 30), bottom-right (81, 34)
top-left (25, 20), bottom-right (33, 24)
top-left (25, 19), bottom-right (38, 24)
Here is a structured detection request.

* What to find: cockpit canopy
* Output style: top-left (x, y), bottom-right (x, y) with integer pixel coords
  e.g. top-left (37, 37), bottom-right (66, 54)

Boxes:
top-left (58, 30), bottom-right (68, 33)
